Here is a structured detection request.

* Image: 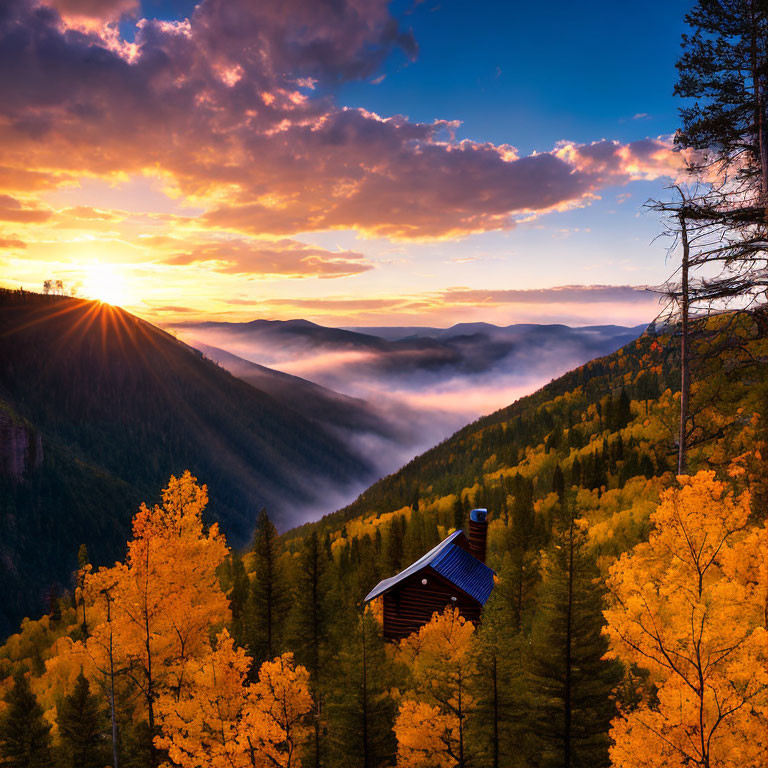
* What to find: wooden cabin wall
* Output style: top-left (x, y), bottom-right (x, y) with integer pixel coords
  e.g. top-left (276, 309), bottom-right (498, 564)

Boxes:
top-left (381, 566), bottom-right (482, 640)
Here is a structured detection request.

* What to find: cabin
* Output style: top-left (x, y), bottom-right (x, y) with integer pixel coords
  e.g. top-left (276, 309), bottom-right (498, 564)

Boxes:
top-left (364, 509), bottom-right (495, 640)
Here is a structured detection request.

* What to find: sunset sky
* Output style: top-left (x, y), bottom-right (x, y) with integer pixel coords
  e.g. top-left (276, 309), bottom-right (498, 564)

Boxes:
top-left (0, 0), bottom-right (691, 327)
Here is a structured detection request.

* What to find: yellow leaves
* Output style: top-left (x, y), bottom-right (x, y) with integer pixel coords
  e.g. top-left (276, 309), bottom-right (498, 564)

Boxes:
top-left (395, 608), bottom-right (475, 768)
top-left (604, 471), bottom-right (768, 768)
top-left (367, 597), bottom-right (384, 627)
top-left (80, 471), bottom-right (230, 715)
top-left (398, 607), bottom-right (475, 686)
top-left (393, 700), bottom-right (456, 768)
top-left (533, 492), bottom-right (560, 519)
top-left (652, 471), bottom-right (750, 580)
top-left (249, 653), bottom-right (312, 768)
top-left (156, 631), bottom-right (312, 768)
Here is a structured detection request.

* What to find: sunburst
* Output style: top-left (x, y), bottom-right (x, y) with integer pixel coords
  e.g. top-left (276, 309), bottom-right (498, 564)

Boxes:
top-left (81, 263), bottom-right (128, 306)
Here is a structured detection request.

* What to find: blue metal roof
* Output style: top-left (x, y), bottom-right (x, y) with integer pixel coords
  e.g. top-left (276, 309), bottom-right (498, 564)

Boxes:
top-left (364, 530), bottom-right (495, 605)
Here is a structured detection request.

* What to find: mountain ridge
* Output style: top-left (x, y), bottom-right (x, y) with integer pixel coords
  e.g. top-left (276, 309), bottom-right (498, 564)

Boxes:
top-left (0, 290), bottom-right (385, 635)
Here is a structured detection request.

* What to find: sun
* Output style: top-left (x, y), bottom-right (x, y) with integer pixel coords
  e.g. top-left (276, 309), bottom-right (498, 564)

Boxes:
top-left (81, 263), bottom-right (128, 306)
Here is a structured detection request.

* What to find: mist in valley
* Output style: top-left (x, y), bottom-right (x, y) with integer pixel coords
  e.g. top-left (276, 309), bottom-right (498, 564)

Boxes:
top-left (176, 319), bottom-right (647, 521)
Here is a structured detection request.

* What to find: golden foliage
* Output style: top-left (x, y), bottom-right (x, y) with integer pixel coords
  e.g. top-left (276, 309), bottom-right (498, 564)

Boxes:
top-left (85, 471), bottom-right (230, 700)
top-left (604, 471), bottom-right (768, 768)
top-left (393, 700), bottom-right (456, 768)
top-left (395, 607), bottom-right (476, 768)
top-left (155, 631), bottom-right (312, 768)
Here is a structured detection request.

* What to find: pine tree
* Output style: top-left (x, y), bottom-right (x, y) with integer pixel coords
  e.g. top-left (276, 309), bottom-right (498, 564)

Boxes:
top-left (507, 476), bottom-right (539, 631)
top-left (453, 494), bottom-right (465, 531)
top-left (327, 610), bottom-right (396, 768)
top-left (56, 671), bottom-right (109, 768)
top-left (0, 672), bottom-right (52, 768)
top-left (551, 464), bottom-right (565, 499)
top-left (677, 0), bottom-right (768, 204)
top-left (570, 457), bottom-right (582, 488)
top-left (290, 531), bottom-right (332, 768)
top-left (526, 505), bottom-right (622, 768)
top-left (469, 555), bottom-right (526, 768)
top-left (227, 551), bottom-right (250, 651)
top-left (247, 508), bottom-right (290, 666)
top-left (47, 585), bottom-right (61, 624)
top-left (609, 389), bottom-right (631, 431)
top-left (384, 516), bottom-right (405, 574)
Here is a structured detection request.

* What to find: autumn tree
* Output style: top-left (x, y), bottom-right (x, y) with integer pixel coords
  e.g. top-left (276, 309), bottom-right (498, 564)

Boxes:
top-left (56, 670), bottom-right (109, 768)
top-left (155, 630), bottom-right (311, 768)
top-left (0, 672), bottom-right (52, 768)
top-left (526, 504), bottom-right (622, 768)
top-left (251, 652), bottom-right (313, 768)
top-left (605, 471), bottom-right (768, 768)
top-left (83, 472), bottom-right (229, 762)
top-left (395, 607), bottom-right (476, 768)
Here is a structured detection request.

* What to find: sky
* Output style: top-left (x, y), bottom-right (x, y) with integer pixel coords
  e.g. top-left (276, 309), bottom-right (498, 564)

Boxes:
top-left (0, 0), bottom-right (693, 327)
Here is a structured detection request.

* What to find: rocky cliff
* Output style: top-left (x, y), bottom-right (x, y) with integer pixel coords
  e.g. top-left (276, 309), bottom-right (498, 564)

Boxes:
top-left (0, 410), bottom-right (42, 478)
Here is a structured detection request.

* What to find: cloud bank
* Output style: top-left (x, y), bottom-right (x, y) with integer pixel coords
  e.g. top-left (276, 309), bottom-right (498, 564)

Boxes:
top-left (0, 0), bottom-right (683, 245)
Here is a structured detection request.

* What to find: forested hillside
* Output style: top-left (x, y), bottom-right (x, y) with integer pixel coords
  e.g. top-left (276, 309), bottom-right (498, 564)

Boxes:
top-left (286, 311), bottom-right (766, 553)
top-left (0, 289), bottom-right (381, 635)
top-left (1, 310), bottom-right (764, 768)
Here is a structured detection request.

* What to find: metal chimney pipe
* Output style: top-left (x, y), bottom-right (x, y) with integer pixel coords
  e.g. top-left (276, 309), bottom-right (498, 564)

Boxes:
top-left (468, 508), bottom-right (488, 563)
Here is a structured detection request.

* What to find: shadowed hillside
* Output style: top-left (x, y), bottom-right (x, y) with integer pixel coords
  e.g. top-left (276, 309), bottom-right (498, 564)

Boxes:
top-left (0, 290), bottom-right (380, 635)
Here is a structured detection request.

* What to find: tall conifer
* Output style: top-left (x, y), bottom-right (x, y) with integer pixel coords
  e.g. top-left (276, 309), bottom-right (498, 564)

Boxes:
top-left (246, 508), bottom-right (290, 666)
top-left (0, 672), bottom-right (52, 768)
top-left (526, 504), bottom-right (622, 768)
top-left (290, 530), bottom-right (332, 768)
top-left (469, 555), bottom-right (526, 768)
top-left (56, 671), bottom-right (109, 768)
top-left (327, 609), bottom-right (396, 768)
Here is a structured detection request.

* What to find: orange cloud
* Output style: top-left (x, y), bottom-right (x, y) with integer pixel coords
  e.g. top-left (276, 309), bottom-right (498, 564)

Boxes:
top-left (48, 0), bottom-right (139, 25)
top-left (0, 236), bottom-right (26, 248)
top-left (0, 195), bottom-right (52, 223)
top-left (161, 238), bottom-right (373, 279)
top-left (0, 0), bottom-right (686, 246)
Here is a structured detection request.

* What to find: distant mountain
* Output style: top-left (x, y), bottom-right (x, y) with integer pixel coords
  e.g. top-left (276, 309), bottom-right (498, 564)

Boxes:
top-left (0, 291), bottom-right (383, 635)
top-left (342, 322), bottom-right (648, 343)
top-left (186, 318), bottom-right (389, 353)
top-left (191, 341), bottom-right (398, 439)
top-left (174, 318), bottom-right (647, 410)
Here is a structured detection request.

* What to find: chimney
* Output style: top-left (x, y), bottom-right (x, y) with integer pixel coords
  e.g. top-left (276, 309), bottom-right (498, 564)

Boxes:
top-left (468, 508), bottom-right (488, 563)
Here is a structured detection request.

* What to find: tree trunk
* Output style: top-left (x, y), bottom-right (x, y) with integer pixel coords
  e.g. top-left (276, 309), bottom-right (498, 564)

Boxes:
top-left (106, 595), bottom-right (120, 768)
top-left (564, 512), bottom-right (574, 768)
top-left (679, 212), bottom-right (690, 476)
top-left (361, 615), bottom-right (369, 768)
top-left (749, 0), bottom-right (768, 218)
top-left (457, 677), bottom-right (464, 768)
top-left (491, 653), bottom-right (499, 768)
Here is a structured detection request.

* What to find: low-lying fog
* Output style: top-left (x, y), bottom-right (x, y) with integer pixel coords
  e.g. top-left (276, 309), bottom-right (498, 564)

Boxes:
top-left (175, 320), bottom-right (647, 514)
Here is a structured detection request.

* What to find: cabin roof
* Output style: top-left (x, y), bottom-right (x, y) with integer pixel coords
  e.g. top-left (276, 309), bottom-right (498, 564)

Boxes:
top-left (364, 530), bottom-right (495, 605)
